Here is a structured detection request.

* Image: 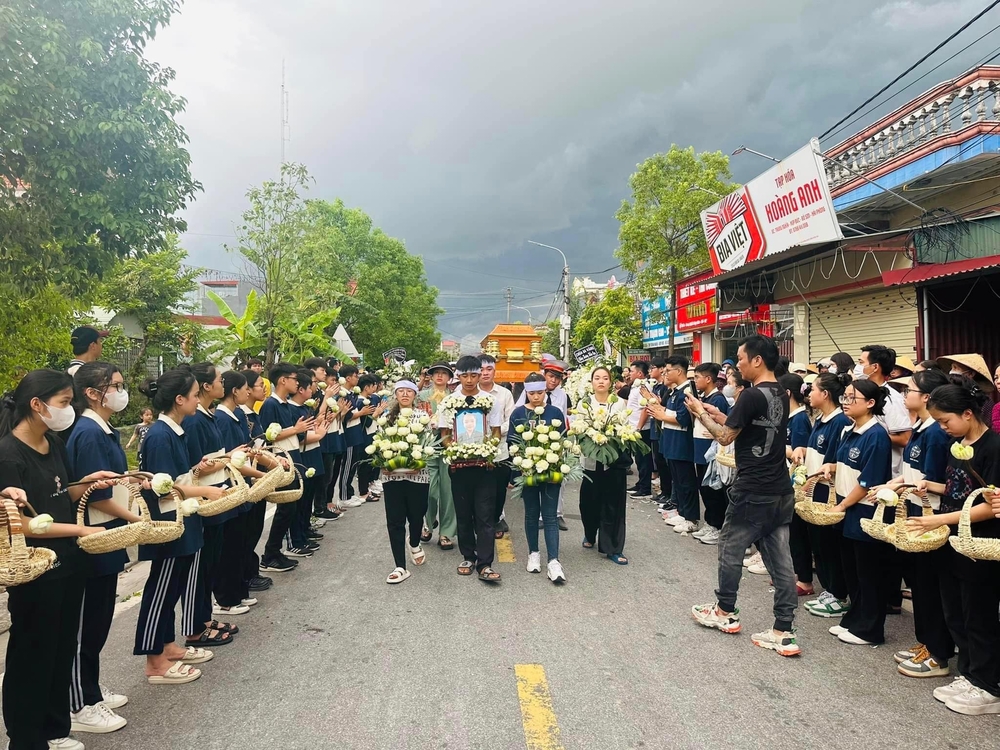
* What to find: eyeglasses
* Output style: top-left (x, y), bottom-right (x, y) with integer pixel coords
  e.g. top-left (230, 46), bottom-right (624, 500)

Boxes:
top-left (101, 383), bottom-right (125, 393)
top-left (901, 387), bottom-right (926, 396)
top-left (838, 394), bottom-right (866, 404)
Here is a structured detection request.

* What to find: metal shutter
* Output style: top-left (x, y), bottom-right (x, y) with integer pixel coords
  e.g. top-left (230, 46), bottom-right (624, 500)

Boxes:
top-left (808, 287), bottom-right (918, 363)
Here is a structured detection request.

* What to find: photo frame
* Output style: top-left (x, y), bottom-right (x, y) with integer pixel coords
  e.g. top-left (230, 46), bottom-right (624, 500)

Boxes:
top-left (455, 409), bottom-right (486, 445)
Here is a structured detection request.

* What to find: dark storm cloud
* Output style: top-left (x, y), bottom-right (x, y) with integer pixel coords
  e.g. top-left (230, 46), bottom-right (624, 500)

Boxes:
top-left (150, 0), bottom-right (995, 339)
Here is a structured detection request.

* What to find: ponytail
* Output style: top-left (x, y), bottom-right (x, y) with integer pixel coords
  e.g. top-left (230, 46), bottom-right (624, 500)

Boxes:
top-left (0, 369), bottom-right (74, 438)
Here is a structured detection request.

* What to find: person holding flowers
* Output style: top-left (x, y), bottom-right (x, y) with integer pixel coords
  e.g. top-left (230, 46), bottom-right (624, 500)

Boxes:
top-left (238, 369), bottom-right (275, 594)
top-left (440, 355), bottom-right (503, 582)
top-left (905, 378), bottom-right (1000, 715)
top-left (421, 361), bottom-right (458, 550)
top-left (508, 373), bottom-right (571, 582)
top-left (132, 367), bottom-right (226, 686)
top-left (0, 370), bottom-right (129, 750)
top-left (573, 366), bottom-right (644, 564)
top-left (366, 380), bottom-right (436, 583)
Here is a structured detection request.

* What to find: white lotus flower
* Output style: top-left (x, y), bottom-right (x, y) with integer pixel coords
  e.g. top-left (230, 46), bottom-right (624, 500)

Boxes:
top-left (400, 408), bottom-right (413, 417)
top-left (28, 513), bottom-right (54, 534)
top-left (385, 426), bottom-right (398, 437)
top-left (536, 460), bottom-right (550, 472)
top-left (546, 452), bottom-right (559, 463)
top-left (339, 377), bottom-right (347, 386)
top-left (876, 488), bottom-right (900, 506)
top-left (352, 386), bottom-right (362, 394)
top-left (305, 467), bottom-right (316, 478)
top-left (305, 398), bottom-right (317, 409)
top-left (265, 423), bottom-right (282, 442)
top-left (151, 473), bottom-right (174, 496)
top-left (365, 444), bottom-right (377, 455)
top-left (572, 444), bottom-right (581, 455)
top-left (382, 450), bottom-right (394, 459)
top-left (406, 434), bottom-right (419, 444)
top-left (548, 440), bottom-right (561, 451)
top-left (398, 426), bottom-right (410, 436)
top-left (534, 406), bottom-right (545, 415)
top-left (376, 416), bottom-right (388, 426)
top-left (231, 450), bottom-right (248, 469)
top-left (551, 419), bottom-right (562, 428)
top-left (411, 423), bottom-right (424, 434)
top-left (509, 444), bottom-right (519, 454)
top-left (512, 456), bottom-right (522, 467)
top-left (521, 460), bottom-right (534, 470)
top-left (179, 498), bottom-right (201, 516)
top-left (537, 433), bottom-right (549, 444)
top-left (639, 398), bottom-right (648, 406)
top-left (523, 431), bottom-right (534, 441)
top-left (419, 415), bottom-right (430, 425)
top-left (560, 463), bottom-right (571, 473)
top-left (537, 425), bottom-right (549, 434)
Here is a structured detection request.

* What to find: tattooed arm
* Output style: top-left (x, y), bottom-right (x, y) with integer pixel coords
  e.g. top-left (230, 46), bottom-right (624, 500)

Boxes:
top-left (684, 393), bottom-right (741, 446)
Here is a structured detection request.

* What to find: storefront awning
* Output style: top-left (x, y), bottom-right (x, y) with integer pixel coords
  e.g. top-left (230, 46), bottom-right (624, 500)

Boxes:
top-left (882, 255), bottom-right (1000, 286)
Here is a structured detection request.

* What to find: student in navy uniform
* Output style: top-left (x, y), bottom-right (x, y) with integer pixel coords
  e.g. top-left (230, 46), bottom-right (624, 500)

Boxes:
top-left (182, 363), bottom-right (244, 635)
top-left (907, 379), bottom-right (1000, 715)
top-left (509, 373), bottom-right (567, 583)
top-left (646, 358), bottom-right (671, 507)
top-left (882, 368), bottom-right (953, 679)
top-left (336, 364), bottom-right (365, 507)
top-left (780, 373), bottom-right (814, 596)
top-left (239, 369), bottom-right (274, 593)
top-left (649, 356), bottom-right (697, 532)
top-left (214, 370), bottom-right (272, 613)
top-left (0, 370), bottom-right (125, 750)
top-left (579, 367), bottom-right (632, 564)
top-left (288, 368), bottom-right (328, 552)
top-left (795, 373), bottom-right (852, 619)
top-left (66, 363), bottom-right (144, 735)
top-left (259, 363), bottom-right (314, 570)
top-left (343, 374), bottom-right (381, 506)
top-left (320, 368), bottom-right (350, 515)
top-left (304, 357), bottom-right (341, 521)
top-left (689, 363), bottom-right (730, 545)
top-left (823, 379), bottom-right (894, 646)
top-left (132, 368), bottom-right (225, 686)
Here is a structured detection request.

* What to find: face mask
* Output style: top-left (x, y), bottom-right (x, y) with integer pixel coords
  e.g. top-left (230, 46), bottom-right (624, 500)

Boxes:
top-left (723, 385), bottom-right (737, 399)
top-left (828, 364), bottom-right (837, 375)
top-left (104, 388), bottom-right (129, 413)
top-left (40, 402), bottom-right (76, 432)
top-left (950, 369), bottom-right (963, 376)
top-left (852, 363), bottom-right (868, 381)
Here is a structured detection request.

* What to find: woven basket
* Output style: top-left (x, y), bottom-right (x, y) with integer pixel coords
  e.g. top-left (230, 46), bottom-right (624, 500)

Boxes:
top-left (134, 488), bottom-right (186, 546)
top-left (794, 474), bottom-right (845, 526)
top-left (0, 497), bottom-right (57, 586)
top-left (253, 447), bottom-right (295, 485)
top-left (891, 489), bottom-right (951, 553)
top-left (860, 491), bottom-right (895, 543)
top-left (192, 458), bottom-right (251, 517)
top-left (267, 467), bottom-right (304, 504)
top-left (243, 464), bottom-right (287, 504)
top-left (949, 487), bottom-right (1000, 561)
top-left (715, 449), bottom-right (736, 468)
top-left (76, 479), bottom-right (148, 555)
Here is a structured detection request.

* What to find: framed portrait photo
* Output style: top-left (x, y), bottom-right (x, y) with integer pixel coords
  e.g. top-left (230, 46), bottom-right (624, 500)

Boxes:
top-left (455, 409), bottom-right (486, 445)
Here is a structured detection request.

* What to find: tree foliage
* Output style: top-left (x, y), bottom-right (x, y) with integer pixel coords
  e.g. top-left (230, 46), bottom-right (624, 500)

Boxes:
top-left (0, 284), bottom-right (77, 392)
top-left (0, 0), bottom-right (199, 293)
top-left (615, 146), bottom-right (735, 300)
top-left (570, 287), bottom-right (642, 354)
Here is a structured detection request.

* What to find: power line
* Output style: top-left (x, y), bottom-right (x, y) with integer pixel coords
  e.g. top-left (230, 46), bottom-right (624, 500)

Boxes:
top-left (823, 26), bottom-right (1000, 144)
top-left (820, 0), bottom-right (1000, 140)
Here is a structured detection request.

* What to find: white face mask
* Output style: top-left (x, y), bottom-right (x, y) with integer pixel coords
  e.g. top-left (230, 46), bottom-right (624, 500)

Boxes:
top-left (852, 363), bottom-right (868, 381)
top-left (950, 369), bottom-right (963, 376)
top-left (828, 363), bottom-right (838, 375)
top-left (723, 385), bottom-right (737, 399)
top-left (40, 402), bottom-right (76, 432)
top-left (104, 388), bottom-right (129, 413)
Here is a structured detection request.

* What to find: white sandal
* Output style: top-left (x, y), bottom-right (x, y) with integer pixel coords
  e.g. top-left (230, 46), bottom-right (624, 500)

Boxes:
top-left (409, 544), bottom-right (426, 566)
top-left (179, 646), bottom-right (214, 665)
top-left (386, 567), bottom-right (411, 584)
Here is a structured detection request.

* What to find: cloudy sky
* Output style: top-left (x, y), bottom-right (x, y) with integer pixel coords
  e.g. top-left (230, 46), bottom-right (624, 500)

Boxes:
top-left (148, 0), bottom-right (999, 345)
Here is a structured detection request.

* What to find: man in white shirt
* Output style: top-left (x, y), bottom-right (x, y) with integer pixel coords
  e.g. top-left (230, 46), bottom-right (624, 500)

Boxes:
top-left (626, 361), bottom-right (652, 499)
top-left (479, 354), bottom-right (516, 535)
top-left (859, 345), bottom-right (912, 476)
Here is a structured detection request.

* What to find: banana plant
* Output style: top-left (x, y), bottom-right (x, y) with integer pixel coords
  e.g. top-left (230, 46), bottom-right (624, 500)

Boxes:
top-left (275, 306), bottom-right (355, 363)
top-left (207, 289), bottom-right (266, 366)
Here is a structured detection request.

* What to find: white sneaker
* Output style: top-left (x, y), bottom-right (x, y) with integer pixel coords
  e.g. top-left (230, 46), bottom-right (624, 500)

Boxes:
top-left (746, 553), bottom-right (768, 575)
top-left (934, 676), bottom-right (973, 703)
top-left (526, 552), bottom-right (541, 573)
top-left (664, 513), bottom-right (685, 527)
top-left (71, 703), bottom-right (126, 734)
top-left (212, 604), bottom-right (250, 616)
top-left (945, 685), bottom-right (1000, 715)
top-left (241, 598), bottom-right (258, 607)
top-left (691, 525), bottom-right (709, 539)
top-left (828, 624), bottom-right (848, 636)
top-left (546, 559), bottom-right (566, 583)
top-left (99, 685), bottom-right (127, 710)
top-left (673, 520), bottom-right (698, 534)
top-left (698, 526), bottom-right (721, 545)
top-left (837, 630), bottom-right (872, 646)
top-left (48, 737), bottom-right (86, 749)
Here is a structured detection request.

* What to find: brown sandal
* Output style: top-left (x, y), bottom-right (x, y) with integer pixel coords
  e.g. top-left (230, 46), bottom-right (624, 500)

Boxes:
top-left (478, 567), bottom-right (501, 582)
top-left (438, 536), bottom-right (455, 550)
top-left (457, 560), bottom-right (474, 576)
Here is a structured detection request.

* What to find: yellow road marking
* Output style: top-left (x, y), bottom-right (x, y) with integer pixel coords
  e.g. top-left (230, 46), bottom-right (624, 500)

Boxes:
top-left (515, 664), bottom-right (564, 750)
top-left (496, 534), bottom-right (516, 562)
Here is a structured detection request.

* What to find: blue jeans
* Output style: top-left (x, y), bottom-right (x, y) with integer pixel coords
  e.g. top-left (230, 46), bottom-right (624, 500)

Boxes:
top-left (523, 483), bottom-right (560, 561)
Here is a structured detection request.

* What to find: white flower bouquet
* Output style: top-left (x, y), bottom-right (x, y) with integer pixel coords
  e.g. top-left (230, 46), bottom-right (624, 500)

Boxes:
top-left (438, 392), bottom-right (495, 424)
top-left (443, 438), bottom-right (501, 466)
top-left (568, 396), bottom-right (650, 466)
top-left (365, 407), bottom-right (440, 471)
top-left (508, 410), bottom-right (583, 496)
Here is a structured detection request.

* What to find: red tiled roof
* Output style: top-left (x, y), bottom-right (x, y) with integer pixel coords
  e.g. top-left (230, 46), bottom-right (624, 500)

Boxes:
top-left (882, 255), bottom-right (1000, 286)
top-left (184, 314), bottom-right (230, 326)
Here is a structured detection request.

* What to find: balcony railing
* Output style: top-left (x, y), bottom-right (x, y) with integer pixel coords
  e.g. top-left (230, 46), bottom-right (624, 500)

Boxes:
top-left (823, 67), bottom-right (1000, 189)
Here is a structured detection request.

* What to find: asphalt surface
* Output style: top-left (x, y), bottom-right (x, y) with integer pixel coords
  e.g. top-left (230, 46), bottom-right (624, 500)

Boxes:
top-left (63, 481), bottom-right (997, 750)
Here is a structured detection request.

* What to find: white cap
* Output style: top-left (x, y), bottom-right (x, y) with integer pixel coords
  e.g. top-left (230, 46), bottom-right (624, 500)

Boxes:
top-left (789, 362), bottom-right (808, 374)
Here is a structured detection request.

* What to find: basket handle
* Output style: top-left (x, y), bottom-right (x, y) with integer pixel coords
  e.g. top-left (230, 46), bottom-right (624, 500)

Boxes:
top-left (0, 496), bottom-right (23, 536)
top-left (802, 473), bottom-right (834, 507)
top-left (192, 456), bottom-right (230, 480)
top-left (958, 487), bottom-right (991, 539)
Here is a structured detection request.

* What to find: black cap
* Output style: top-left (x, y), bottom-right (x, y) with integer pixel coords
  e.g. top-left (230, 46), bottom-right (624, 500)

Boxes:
top-left (70, 326), bottom-right (109, 348)
top-left (426, 361), bottom-right (454, 377)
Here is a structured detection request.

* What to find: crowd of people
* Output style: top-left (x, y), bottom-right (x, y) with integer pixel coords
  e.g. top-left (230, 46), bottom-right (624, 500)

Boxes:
top-left (4, 324), bottom-right (1000, 748)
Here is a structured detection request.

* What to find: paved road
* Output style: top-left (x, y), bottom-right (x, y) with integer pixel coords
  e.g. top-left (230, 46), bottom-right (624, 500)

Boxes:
top-left (75, 483), bottom-right (995, 750)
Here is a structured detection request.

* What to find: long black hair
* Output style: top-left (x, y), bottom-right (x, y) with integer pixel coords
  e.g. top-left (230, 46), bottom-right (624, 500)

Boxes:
top-left (927, 375), bottom-right (989, 422)
top-left (778, 373), bottom-right (805, 405)
top-left (241, 369), bottom-right (261, 391)
top-left (222, 370), bottom-right (248, 400)
top-left (0, 369), bottom-right (75, 438)
top-left (912, 369), bottom-right (950, 397)
top-left (848, 378), bottom-right (886, 416)
top-left (190, 362), bottom-right (218, 394)
top-left (813, 372), bottom-right (851, 404)
top-left (72, 361), bottom-right (121, 413)
top-left (138, 368), bottom-right (197, 414)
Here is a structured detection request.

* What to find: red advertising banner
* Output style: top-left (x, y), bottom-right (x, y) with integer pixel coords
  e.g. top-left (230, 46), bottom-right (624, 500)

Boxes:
top-left (676, 273), bottom-right (768, 332)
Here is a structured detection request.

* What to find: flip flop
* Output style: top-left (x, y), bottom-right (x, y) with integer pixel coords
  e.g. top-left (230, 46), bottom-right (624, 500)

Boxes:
top-left (179, 647), bottom-right (214, 665)
top-left (478, 567), bottom-right (501, 583)
top-left (607, 553), bottom-right (629, 565)
top-left (420, 526), bottom-right (433, 543)
top-left (438, 536), bottom-right (455, 550)
top-left (582, 538), bottom-right (594, 549)
top-left (457, 560), bottom-right (474, 576)
top-left (147, 661), bottom-right (201, 685)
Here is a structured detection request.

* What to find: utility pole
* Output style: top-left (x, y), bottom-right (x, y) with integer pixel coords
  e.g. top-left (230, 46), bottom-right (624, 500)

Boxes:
top-left (504, 287), bottom-right (513, 322)
top-left (280, 60), bottom-right (289, 168)
top-left (527, 241), bottom-right (570, 362)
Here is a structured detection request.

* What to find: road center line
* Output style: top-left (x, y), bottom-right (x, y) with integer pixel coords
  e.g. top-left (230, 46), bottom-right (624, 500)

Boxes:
top-left (496, 534), bottom-right (516, 562)
top-left (514, 664), bottom-right (564, 750)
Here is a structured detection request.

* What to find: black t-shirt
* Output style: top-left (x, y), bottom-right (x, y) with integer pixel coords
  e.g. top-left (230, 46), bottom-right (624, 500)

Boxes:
top-left (725, 380), bottom-right (789, 495)
top-left (941, 428), bottom-right (1000, 538)
top-left (0, 432), bottom-right (83, 579)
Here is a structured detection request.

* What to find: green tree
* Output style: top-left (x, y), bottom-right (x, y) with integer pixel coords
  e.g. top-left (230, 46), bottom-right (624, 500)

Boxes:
top-left (227, 162), bottom-right (311, 365)
top-left (97, 237), bottom-right (200, 381)
top-left (0, 0), bottom-right (199, 294)
top-left (0, 284), bottom-right (77, 391)
top-left (570, 287), bottom-right (642, 354)
top-left (206, 288), bottom-right (265, 367)
top-left (615, 146), bottom-right (735, 352)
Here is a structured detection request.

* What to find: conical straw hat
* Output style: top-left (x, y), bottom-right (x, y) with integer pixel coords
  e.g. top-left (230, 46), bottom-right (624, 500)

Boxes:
top-left (937, 353), bottom-right (995, 391)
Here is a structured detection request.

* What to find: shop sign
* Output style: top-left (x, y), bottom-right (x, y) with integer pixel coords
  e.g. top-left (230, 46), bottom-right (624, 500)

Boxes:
top-left (641, 294), bottom-right (693, 349)
top-left (701, 139), bottom-right (842, 275)
top-left (676, 276), bottom-right (765, 332)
